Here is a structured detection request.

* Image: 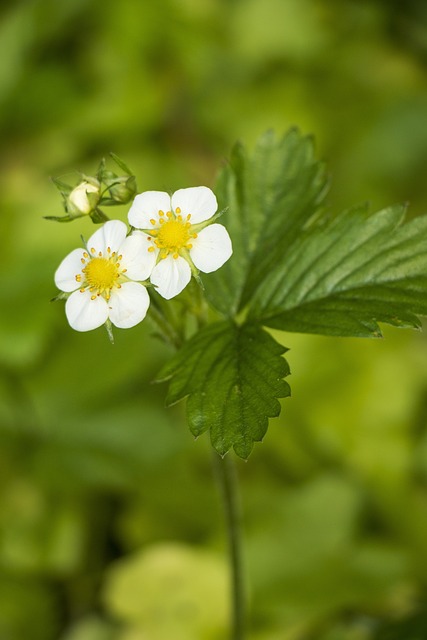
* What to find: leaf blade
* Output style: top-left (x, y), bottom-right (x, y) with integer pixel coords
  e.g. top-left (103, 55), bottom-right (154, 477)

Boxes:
top-left (202, 129), bottom-right (328, 316)
top-left (249, 204), bottom-right (427, 337)
top-left (157, 321), bottom-right (291, 458)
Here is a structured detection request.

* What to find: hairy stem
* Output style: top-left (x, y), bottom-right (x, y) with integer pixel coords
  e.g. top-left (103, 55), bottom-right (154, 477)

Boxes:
top-left (212, 451), bottom-right (246, 640)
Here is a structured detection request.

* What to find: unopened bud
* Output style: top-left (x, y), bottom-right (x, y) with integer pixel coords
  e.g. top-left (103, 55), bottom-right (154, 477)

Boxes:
top-left (68, 180), bottom-right (101, 215)
top-left (104, 174), bottom-right (137, 205)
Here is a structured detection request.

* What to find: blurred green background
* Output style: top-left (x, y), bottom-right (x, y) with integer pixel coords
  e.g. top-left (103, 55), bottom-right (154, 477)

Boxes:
top-left (2, 0), bottom-right (427, 638)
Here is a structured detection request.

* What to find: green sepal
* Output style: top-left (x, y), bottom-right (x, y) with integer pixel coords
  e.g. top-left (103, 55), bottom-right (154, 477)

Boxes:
top-left (109, 152), bottom-right (133, 175)
top-left (44, 213), bottom-right (85, 223)
top-left (89, 208), bottom-right (110, 224)
top-left (50, 176), bottom-right (73, 196)
top-left (105, 319), bottom-right (115, 344)
top-left (50, 291), bottom-right (70, 302)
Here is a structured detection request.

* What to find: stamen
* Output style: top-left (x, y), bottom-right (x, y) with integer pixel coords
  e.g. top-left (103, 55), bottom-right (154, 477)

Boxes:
top-left (159, 210), bottom-right (164, 216)
top-left (107, 247), bottom-right (111, 253)
top-left (175, 207), bottom-right (181, 214)
top-left (80, 288), bottom-right (85, 293)
top-left (148, 246), bottom-right (155, 252)
top-left (159, 218), bottom-right (165, 224)
top-left (173, 253), bottom-right (178, 259)
top-left (98, 251), bottom-right (102, 257)
top-left (166, 211), bottom-right (173, 218)
top-left (91, 247), bottom-right (96, 253)
top-left (91, 295), bottom-right (97, 300)
top-left (150, 219), bottom-right (156, 225)
top-left (186, 214), bottom-right (191, 221)
top-left (192, 233), bottom-right (198, 238)
top-left (187, 244), bottom-right (193, 249)
top-left (83, 252), bottom-right (88, 258)
top-left (81, 258), bottom-right (86, 264)
top-left (75, 274), bottom-right (82, 282)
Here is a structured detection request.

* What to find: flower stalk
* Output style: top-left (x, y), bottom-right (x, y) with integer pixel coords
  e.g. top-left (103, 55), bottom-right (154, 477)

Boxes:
top-left (212, 451), bottom-right (247, 640)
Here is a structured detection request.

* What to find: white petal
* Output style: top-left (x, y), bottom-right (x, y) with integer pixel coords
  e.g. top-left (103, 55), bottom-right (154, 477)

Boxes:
top-left (128, 191), bottom-right (171, 229)
top-left (65, 290), bottom-right (109, 332)
top-left (189, 224), bottom-right (233, 273)
top-left (87, 220), bottom-right (127, 255)
top-left (150, 255), bottom-right (191, 299)
top-left (54, 248), bottom-right (86, 292)
top-left (108, 282), bottom-right (150, 329)
top-left (119, 232), bottom-right (158, 280)
top-left (172, 186), bottom-right (217, 224)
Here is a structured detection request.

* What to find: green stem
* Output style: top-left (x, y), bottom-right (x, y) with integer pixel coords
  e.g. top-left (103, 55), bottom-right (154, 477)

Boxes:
top-left (212, 451), bottom-right (246, 640)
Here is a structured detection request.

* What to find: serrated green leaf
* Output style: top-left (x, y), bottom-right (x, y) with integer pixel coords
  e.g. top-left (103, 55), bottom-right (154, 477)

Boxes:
top-left (157, 320), bottom-right (291, 458)
top-left (203, 129), bottom-right (328, 316)
top-left (249, 203), bottom-right (427, 337)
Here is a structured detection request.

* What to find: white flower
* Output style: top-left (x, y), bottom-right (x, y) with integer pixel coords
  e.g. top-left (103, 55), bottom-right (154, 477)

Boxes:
top-left (54, 220), bottom-right (156, 331)
top-left (68, 180), bottom-right (100, 215)
top-left (127, 186), bottom-right (233, 299)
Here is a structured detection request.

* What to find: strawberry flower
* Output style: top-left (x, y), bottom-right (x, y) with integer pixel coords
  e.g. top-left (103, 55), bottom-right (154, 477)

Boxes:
top-left (54, 220), bottom-right (155, 331)
top-left (127, 186), bottom-right (232, 299)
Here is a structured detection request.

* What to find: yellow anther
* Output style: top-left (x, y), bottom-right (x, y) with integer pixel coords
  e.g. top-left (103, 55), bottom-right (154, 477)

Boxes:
top-left (118, 255), bottom-right (123, 260)
top-left (159, 218), bottom-right (165, 224)
top-left (150, 218), bottom-right (156, 225)
top-left (83, 252), bottom-right (88, 258)
top-left (122, 268), bottom-right (127, 273)
top-left (91, 247), bottom-right (96, 253)
top-left (80, 288), bottom-right (85, 293)
top-left (192, 233), bottom-right (198, 238)
top-left (166, 211), bottom-right (173, 218)
top-left (148, 246), bottom-right (155, 252)
top-left (187, 244), bottom-right (193, 249)
top-left (186, 214), bottom-right (191, 220)
top-left (81, 258), bottom-right (86, 264)
top-left (91, 295), bottom-right (97, 300)
top-left (177, 215), bottom-right (183, 222)
top-left (175, 207), bottom-right (181, 214)
top-left (98, 251), bottom-right (102, 257)
top-left (75, 274), bottom-right (81, 282)
top-left (159, 210), bottom-right (164, 216)
top-left (173, 253), bottom-right (179, 259)
top-left (107, 247), bottom-right (111, 253)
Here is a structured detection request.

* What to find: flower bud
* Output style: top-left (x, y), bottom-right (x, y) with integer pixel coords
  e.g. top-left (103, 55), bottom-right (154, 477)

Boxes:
top-left (67, 180), bottom-right (101, 215)
top-left (104, 174), bottom-right (137, 205)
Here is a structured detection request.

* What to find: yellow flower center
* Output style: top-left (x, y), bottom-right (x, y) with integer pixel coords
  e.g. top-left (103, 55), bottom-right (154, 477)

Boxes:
top-left (77, 249), bottom-right (126, 300)
top-left (157, 220), bottom-right (190, 252)
top-left (147, 208), bottom-right (197, 259)
top-left (85, 257), bottom-right (118, 292)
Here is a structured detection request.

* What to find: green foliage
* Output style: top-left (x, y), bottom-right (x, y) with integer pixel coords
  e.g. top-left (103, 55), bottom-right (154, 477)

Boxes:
top-left (158, 321), bottom-right (290, 458)
top-left (164, 129), bottom-right (427, 457)
top-left (249, 202), bottom-right (427, 336)
top-left (204, 129), bottom-right (328, 316)
top-left (2, 0), bottom-right (427, 637)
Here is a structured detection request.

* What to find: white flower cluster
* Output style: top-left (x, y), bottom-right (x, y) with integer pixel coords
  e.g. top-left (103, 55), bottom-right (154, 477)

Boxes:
top-left (54, 186), bottom-right (232, 332)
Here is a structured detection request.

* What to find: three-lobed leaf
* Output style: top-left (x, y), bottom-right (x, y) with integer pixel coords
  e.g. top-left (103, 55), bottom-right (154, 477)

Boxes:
top-left (157, 321), bottom-right (290, 459)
